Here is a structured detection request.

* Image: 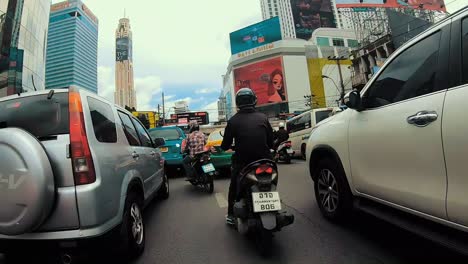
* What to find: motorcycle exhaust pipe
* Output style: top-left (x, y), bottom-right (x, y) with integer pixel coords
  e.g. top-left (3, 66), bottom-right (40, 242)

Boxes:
top-left (61, 253), bottom-right (73, 264)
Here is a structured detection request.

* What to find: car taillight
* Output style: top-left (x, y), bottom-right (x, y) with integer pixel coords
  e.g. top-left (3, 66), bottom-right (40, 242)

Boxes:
top-left (69, 89), bottom-right (96, 185)
top-left (181, 139), bottom-right (187, 151)
top-left (255, 165), bottom-right (273, 175)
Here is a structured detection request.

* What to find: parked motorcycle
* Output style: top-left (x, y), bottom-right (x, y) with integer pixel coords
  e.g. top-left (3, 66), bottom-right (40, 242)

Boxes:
top-left (187, 151), bottom-right (215, 193)
top-left (233, 159), bottom-right (294, 256)
top-left (274, 141), bottom-right (293, 164)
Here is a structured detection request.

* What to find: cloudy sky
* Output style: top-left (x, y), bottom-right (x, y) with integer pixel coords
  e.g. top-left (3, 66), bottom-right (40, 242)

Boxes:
top-left (50, 0), bottom-right (263, 122)
top-left (51, 0), bottom-right (464, 121)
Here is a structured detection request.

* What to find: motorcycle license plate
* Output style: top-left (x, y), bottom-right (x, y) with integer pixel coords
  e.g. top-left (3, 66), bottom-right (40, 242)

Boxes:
top-left (202, 163), bottom-right (215, 173)
top-left (286, 149), bottom-right (293, 154)
top-left (252, 192), bottom-right (281, 213)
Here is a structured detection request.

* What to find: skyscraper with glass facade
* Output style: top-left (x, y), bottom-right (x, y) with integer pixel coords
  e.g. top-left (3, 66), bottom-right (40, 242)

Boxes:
top-left (45, 0), bottom-right (98, 93)
top-left (0, 0), bottom-right (50, 98)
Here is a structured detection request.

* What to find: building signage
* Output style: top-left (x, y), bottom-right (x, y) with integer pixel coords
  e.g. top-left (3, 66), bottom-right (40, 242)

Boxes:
top-left (116, 37), bottom-right (131, 61)
top-left (82, 4), bottom-right (98, 24)
top-left (175, 112), bottom-right (209, 125)
top-left (290, 0), bottom-right (336, 40)
top-left (236, 43), bottom-right (275, 59)
top-left (234, 56), bottom-right (288, 107)
top-left (51, 1), bottom-right (71, 12)
top-left (229, 17), bottom-right (282, 55)
top-left (336, 0), bottom-right (446, 11)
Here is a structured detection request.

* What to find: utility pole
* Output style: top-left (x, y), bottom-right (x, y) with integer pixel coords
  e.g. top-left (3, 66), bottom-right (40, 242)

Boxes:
top-left (328, 56), bottom-right (347, 103)
top-left (162, 92), bottom-right (165, 126)
top-left (157, 104), bottom-right (160, 127)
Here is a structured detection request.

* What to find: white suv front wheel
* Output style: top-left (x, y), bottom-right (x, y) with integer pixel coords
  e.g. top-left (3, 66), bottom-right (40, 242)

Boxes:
top-left (314, 158), bottom-right (353, 222)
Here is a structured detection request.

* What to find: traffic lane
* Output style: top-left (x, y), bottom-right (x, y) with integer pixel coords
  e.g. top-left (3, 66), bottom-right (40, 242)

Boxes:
top-left (134, 160), bottom-right (467, 264)
top-left (277, 160), bottom-right (468, 263)
top-left (135, 172), bottom-right (385, 264)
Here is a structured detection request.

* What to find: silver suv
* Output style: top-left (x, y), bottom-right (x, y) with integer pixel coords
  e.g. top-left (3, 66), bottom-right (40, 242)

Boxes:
top-left (0, 86), bottom-right (169, 261)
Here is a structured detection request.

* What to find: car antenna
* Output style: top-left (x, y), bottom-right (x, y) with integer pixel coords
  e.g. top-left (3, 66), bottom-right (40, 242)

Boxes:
top-left (47, 89), bottom-right (55, 100)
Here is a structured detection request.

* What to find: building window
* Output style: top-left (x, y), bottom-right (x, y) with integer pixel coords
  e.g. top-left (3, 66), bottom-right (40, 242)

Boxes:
top-left (317, 37), bottom-right (330, 46)
top-left (332, 38), bottom-right (345, 47)
top-left (347, 39), bottom-right (359, 48)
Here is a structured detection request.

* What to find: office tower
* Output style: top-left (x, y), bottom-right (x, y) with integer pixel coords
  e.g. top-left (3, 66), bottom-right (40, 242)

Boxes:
top-left (115, 17), bottom-right (136, 109)
top-left (45, 0), bottom-right (99, 93)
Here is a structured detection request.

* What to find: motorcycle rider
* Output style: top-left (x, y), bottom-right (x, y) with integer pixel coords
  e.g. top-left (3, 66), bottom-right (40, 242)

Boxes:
top-left (274, 122), bottom-right (289, 151)
top-left (183, 121), bottom-right (207, 180)
top-left (221, 88), bottom-right (274, 225)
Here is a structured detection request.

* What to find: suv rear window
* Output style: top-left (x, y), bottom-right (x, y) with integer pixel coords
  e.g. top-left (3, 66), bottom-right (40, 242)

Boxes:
top-left (0, 93), bottom-right (69, 138)
top-left (149, 129), bottom-right (181, 141)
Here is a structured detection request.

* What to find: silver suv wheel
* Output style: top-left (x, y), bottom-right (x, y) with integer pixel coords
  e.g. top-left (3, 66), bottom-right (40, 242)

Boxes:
top-left (130, 203), bottom-right (144, 245)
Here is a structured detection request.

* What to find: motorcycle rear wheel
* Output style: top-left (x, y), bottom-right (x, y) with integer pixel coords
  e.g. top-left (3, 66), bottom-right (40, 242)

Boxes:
top-left (204, 174), bottom-right (214, 193)
top-left (255, 228), bottom-right (273, 257)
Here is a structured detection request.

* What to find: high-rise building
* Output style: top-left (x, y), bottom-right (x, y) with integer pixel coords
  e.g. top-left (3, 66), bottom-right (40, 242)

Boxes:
top-left (260, 0), bottom-right (296, 39)
top-left (0, 0), bottom-right (50, 98)
top-left (115, 17), bottom-right (136, 109)
top-left (45, 0), bottom-right (99, 93)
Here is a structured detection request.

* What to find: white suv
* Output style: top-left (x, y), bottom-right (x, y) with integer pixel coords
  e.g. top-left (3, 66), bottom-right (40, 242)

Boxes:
top-left (306, 7), bottom-right (468, 251)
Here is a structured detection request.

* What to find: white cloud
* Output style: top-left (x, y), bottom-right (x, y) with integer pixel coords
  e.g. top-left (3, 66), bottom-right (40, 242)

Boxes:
top-left (195, 88), bottom-right (221, 94)
top-left (135, 75), bottom-right (162, 111)
top-left (201, 100), bottom-right (219, 122)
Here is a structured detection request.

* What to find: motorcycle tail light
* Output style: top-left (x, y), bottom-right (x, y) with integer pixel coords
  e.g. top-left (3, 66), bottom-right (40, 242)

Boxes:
top-left (255, 165), bottom-right (273, 175)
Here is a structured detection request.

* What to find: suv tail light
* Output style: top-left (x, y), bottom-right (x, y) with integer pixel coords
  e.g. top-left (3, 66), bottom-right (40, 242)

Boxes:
top-left (69, 89), bottom-right (96, 185)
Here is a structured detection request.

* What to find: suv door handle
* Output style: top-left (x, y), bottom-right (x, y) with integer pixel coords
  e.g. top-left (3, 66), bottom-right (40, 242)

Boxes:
top-left (132, 152), bottom-right (140, 159)
top-left (407, 111), bottom-right (438, 127)
top-left (150, 151), bottom-right (156, 156)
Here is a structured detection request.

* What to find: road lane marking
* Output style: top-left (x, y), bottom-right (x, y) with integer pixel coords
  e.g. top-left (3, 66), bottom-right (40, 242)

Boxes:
top-left (215, 193), bottom-right (228, 208)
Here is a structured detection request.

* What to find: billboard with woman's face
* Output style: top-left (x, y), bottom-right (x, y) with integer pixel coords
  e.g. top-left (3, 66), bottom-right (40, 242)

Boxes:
top-left (233, 57), bottom-right (287, 106)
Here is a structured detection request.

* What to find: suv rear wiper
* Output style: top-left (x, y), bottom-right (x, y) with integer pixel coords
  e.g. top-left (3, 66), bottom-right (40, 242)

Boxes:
top-left (47, 90), bottom-right (55, 100)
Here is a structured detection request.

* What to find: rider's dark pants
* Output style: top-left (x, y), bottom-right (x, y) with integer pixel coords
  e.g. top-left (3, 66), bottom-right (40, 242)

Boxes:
top-left (183, 155), bottom-right (195, 179)
top-left (228, 157), bottom-right (244, 216)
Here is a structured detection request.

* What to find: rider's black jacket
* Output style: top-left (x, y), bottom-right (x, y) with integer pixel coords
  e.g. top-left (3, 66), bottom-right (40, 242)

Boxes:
top-left (221, 107), bottom-right (274, 165)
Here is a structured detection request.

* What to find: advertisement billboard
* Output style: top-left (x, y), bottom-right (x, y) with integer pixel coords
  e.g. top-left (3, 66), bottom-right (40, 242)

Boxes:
top-left (229, 17), bottom-right (282, 55)
top-left (335, 0), bottom-right (446, 11)
top-left (174, 112), bottom-right (210, 125)
top-left (116, 37), bottom-right (132, 62)
top-left (234, 57), bottom-right (287, 106)
top-left (290, 0), bottom-right (336, 40)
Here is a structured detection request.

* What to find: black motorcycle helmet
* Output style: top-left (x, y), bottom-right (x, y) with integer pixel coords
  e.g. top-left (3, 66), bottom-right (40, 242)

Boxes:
top-left (188, 120), bottom-right (199, 133)
top-left (235, 88), bottom-right (257, 109)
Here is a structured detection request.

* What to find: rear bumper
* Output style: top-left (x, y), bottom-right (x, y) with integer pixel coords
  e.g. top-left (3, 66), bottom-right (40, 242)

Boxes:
top-left (0, 218), bottom-right (120, 241)
top-left (0, 224), bottom-right (120, 252)
top-left (211, 154), bottom-right (232, 169)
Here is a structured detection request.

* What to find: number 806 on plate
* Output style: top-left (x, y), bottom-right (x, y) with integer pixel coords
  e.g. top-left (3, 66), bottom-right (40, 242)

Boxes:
top-left (252, 192), bottom-right (282, 213)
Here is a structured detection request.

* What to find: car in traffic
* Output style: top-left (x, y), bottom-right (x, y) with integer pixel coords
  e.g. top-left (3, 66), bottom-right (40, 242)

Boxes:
top-left (205, 129), bottom-right (233, 171)
top-left (286, 107), bottom-right (339, 159)
top-left (0, 86), bottom-right (169, 262)
top-left (306, 7), bottom-right (468, 254)
top-left (148, 126), bottom-right (187, 168)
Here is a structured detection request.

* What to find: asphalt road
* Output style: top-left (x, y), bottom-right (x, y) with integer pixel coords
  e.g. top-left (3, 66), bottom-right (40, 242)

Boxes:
top-left (133, 160), bottom-right (467, 264)
top-left (1, 160), bottom-right (467, 264)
